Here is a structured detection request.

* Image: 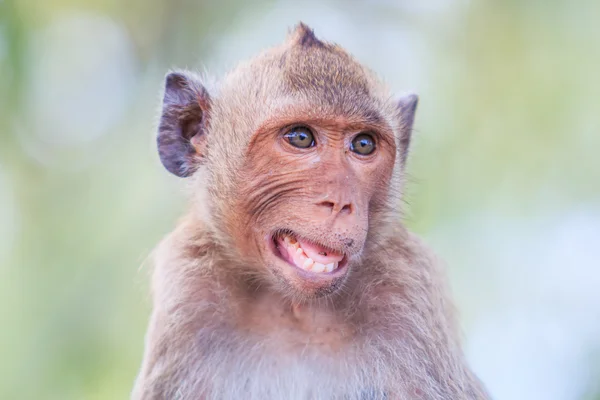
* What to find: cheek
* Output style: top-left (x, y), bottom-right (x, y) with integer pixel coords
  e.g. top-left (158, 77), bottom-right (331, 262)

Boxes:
top-left (359, 158), bottom-right (394, 187)
top-left (357, 165), bottom-right (396, 212)
top-left (235, 165), bottom-right (308, 226)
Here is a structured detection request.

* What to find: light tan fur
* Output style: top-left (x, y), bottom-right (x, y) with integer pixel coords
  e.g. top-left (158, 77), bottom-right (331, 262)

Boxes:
top-left (133, 23), bottom-right (489, 400)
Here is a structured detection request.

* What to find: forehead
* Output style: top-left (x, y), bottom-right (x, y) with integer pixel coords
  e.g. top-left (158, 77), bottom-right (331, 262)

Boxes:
top-left (213, 27), bottom-right (392, 140)
top-left (278, 32), bottom-right (385, 122)
top-left (281, 41), bottom-right (368, 100)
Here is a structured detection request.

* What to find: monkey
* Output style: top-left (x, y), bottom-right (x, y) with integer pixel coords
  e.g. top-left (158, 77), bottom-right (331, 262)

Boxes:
top-left (132, 23), bottom-right (489, 400)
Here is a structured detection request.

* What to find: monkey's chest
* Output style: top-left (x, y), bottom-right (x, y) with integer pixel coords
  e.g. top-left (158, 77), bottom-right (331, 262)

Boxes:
top-left (209, 318), bottom-right (387, 400)
top-left (191, 298), bottom-right (405, 399)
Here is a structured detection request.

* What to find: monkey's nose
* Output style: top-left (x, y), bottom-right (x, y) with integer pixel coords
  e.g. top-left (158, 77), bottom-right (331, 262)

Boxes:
top-left (316, 200), bottom-right (353, 216)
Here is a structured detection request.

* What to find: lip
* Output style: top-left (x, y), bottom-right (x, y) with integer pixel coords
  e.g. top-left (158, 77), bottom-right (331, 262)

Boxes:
top-left (267, 231), bottom-right (349, 282)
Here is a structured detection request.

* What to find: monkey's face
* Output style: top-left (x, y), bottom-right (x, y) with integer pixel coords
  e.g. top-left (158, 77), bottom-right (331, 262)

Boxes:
top-left (155, 28), bottom-right (418, 300)
top-left (231, 113), bottom-right (397, 298)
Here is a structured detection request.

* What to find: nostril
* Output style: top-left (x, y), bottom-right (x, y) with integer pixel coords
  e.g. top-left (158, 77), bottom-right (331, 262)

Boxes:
top-left (318, 201), bottom-right (336, 211)
top-left (317, 201), bottom-right (353, 215)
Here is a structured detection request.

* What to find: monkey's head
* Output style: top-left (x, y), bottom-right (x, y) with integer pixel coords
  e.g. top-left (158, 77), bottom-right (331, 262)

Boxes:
top-left (156, 23), bottom-right (417, 299)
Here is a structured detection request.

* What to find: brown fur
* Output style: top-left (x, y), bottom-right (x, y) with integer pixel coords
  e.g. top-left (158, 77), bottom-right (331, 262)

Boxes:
top-left (133, 23), bottom-right (489, 399)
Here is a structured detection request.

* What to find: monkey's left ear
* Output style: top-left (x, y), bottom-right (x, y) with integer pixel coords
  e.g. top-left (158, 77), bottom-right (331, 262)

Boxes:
top-left (396, 94), bottom-right (419, 164)
top-left (157, 71), bottom-right (211, 177)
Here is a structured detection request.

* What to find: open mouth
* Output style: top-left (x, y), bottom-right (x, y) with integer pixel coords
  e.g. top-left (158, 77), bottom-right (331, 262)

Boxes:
top-left (271, 231), bottom-right (348, 276)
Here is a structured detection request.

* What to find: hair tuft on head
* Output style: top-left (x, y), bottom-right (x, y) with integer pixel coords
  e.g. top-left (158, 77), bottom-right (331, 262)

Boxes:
top-left (287, 22), bottom-right (325, 48)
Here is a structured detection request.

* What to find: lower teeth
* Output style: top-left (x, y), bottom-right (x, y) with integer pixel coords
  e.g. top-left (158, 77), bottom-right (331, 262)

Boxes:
top-left (301, 258), bottom-right (338, 273)
top-left (282, 236), bottom-right (340, 273)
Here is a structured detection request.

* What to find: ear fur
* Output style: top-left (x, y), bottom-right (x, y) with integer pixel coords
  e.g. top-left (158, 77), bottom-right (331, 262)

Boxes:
top-left (157, 71), bottom-right (211, 177)
top-left (397, 94), bottom-right (419, 164)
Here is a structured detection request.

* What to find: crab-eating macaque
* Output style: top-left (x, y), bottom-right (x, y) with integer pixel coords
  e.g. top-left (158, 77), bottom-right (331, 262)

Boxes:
top-left (132, 23), bottom-right (489, 400)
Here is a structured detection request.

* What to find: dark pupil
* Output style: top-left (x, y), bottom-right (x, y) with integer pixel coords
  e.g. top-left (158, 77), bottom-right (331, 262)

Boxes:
top-left (353, 134), bottom-right (375, 154)
top-left (289, 128), bottom-right (313, 148)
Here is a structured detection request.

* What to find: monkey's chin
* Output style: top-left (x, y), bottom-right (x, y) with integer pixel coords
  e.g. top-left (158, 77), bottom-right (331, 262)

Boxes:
top-left (267, 232), bottom-right (349, 298)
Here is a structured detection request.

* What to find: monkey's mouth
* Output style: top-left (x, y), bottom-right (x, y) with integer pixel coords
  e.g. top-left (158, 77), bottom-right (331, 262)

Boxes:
top-left (270, 232), bottom-right (348, 277)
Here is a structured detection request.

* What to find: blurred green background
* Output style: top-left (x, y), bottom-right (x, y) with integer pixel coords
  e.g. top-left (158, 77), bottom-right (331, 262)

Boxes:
top-left (1, 0), bottom-right (599, 399)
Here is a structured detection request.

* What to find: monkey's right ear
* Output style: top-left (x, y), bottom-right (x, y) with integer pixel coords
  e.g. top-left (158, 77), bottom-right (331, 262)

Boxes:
top-left (157, 71), bottom-right (211, 177)
top-left (396, 93), bottom-right (419, 164)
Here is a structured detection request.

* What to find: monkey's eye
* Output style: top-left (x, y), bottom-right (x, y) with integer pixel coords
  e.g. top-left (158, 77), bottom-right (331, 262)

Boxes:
top-left (284, 126), bottom-right (315, 149)
top-left (350, 133), bottom-right (376, 155)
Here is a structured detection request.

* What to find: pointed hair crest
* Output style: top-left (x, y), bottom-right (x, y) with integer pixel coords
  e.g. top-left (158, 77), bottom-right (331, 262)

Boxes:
top-left (287, 22), bottom-right (326, 48)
